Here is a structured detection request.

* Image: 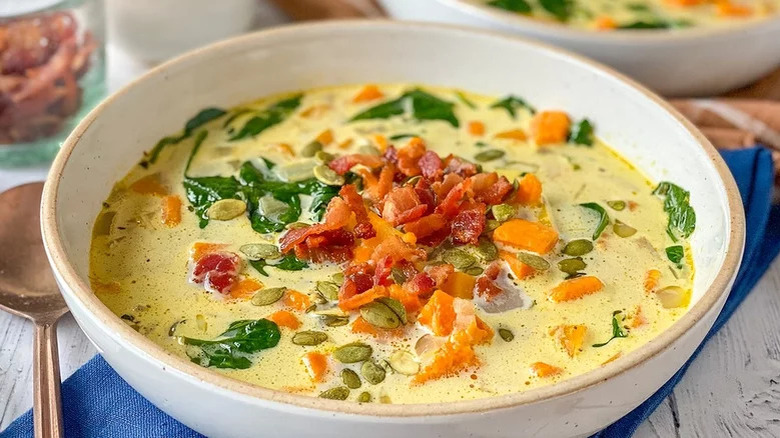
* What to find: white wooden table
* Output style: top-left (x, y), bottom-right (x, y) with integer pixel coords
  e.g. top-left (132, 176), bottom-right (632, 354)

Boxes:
top-left (2, 30), bottom-right (780, 438)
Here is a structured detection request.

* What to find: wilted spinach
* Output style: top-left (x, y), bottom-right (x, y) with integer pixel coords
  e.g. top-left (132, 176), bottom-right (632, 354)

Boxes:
top-left (229, 94), bottom-right (302, 141)
top-left (540, 0), bottom-right (573, 21)
top-left (490, 95), bottom-right (536, 118)
top-left (580, 202), bottom-right (610, 240)
top-left (652, 181), bottom-right (696, 241)
top-left (666, 245), bottom-right (684, 266)
top-left (569, 119), bottom-right (594, 146)
top-left (486, 0), bottom-right (531, 13)
top-left (250, 253), bottom-right (309, 277)
top-left (350, 89), bottom-right (459, 127)
top-left (147, 107), bottom-right (226, 164)
top-left (181, 319), bottom-right (281, 369)
top-left (592, 311), bottom-right (629, 348)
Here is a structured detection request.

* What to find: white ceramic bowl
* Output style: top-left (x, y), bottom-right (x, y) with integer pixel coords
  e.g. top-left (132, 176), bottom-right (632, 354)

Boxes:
top-left (378, 0), bottom-right (780, 97)
top-left (41, 21), bottom-right (744, 438)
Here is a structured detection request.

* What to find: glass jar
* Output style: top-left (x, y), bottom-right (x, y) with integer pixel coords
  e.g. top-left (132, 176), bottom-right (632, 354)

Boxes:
top-left (0, 0), bottom-right (106, 167)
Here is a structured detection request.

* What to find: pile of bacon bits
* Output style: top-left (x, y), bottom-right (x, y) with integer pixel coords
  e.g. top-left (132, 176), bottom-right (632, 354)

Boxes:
top-left (0, 11), bottom-right (96, 144)
top-left (278, 137), bottom-right (522, 311)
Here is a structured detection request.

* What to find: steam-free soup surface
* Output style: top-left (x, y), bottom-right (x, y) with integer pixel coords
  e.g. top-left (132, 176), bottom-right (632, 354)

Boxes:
top-left (90, 84), bottom-right (695, 404)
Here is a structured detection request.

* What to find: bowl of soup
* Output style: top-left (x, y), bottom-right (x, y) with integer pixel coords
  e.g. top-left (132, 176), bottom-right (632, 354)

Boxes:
top-left (41, 21), bottom-right (744, 438)
top-left (379, 0), bottom-right (780, 96)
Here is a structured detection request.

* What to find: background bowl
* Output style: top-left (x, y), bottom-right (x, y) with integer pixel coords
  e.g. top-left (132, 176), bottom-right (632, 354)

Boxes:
top-left (378, 0), bottom-right (780, 97)
top-left (41, 21), bottom-right (744, 438)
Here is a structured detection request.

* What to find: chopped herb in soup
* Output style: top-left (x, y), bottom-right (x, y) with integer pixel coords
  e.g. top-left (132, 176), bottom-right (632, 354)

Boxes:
top-left (482, 0), bottom-right (778, 30)
top-left (90, 84), bottom-right (695, 404)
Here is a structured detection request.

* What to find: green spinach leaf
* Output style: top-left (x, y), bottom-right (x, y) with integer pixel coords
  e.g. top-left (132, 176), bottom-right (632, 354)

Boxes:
top-left (666, 245), bottom-right (684, 265)
top-left (229, 94), bottom-right (303, 141)
top-left (540, 0), bottom-right (573, 21)
top-left (249, 254), bottom-right (309, 277)
top-left (181, 319), bottom-right (281, 369)
top-left (486, 0), bottom-right (531, 13)
top-left (580, 202), bottom-right (610, 240)
top-left (147, 107), bottom-right (226, 164)
top-left (592, 311), bottom-right (629, 348)
top-left (652, 182), bottom-right (696, 241)
top-left (350, 89), bottom-right (459, 127)
top-left (489, 95), bottom-right (536, 118)
top-left (569, 119), bottom-right (594, 146)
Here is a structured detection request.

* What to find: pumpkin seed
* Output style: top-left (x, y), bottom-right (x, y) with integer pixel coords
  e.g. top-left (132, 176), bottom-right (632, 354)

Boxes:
top-left (319, 387), bottom-right (350, 400)
top-left (442, 249), bottom-right (477, 270)
top-left (391, 267), bottom-right (408, 285)
top-left (333, 342), bottom-right (373, 363)
top-left (485, 219), bottom-right (502, 232)
top-left (313, 164), bottom-right (345, 186)
top-left (377, 297), bottom-right (407, 324)
top-left (474, 149), bottom-right (505, 162)
top-left (357, 392), bottom-right (372, 403)
top-left (358, 144), bottom-right (381, 156)
top-left (388, 350), bottom-right (419, 375)
top-left (292, 330), bottom-right (328, 346)
top-left (498, 328), bottom-right (515, 342)
top-left (465, 266), bottom-right (484, 276)
top-left (316, 281), bottom-right (340, 301)
top-left (259, 195), bottom-right (289, 221)
top-left (321, 314), bottom-right (350, 327)
top-left (562, 239), bottom-right (594, 257)
top-left (613, 220), bottom-right (637, 238)
top-left (360, 297), bottom-right (406, 329)
top-left (331, 272), bottom-right (345, 286)
top-left (274, 160), bottom-right (316, 182)
top-left (558, 257), bottom-right (586, 275)
top-left (251, 287), bottom-right (286, 306)
top-left (516, 252), bottom-right (550, 271)
top-left (361, 361), bottom-right (386, 385)
top-left (207, 199), bottom-right (247, 221)
top-left (286, 221), bottom-right (309, 230)
top-left (655, 286), bottom-right (690, 309)
top-left (239, 243), bottom-right (281, 260)
top-left (491, 204), bottom-right (517, 222)
top-left (341, 369), bottom-right (362, 389)
top-left (315, 150), bottom-right (335, 164)
top-left (301, 140), bottom-right (323, 157)
top-left (477, 237), bottom-right (498, 261)
top-left (607, 200), bottom-right (626, 211)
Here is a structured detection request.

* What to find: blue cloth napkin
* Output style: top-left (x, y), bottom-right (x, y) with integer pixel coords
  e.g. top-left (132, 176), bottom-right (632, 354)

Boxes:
top-left (2, 148), bottom-right (778, 438)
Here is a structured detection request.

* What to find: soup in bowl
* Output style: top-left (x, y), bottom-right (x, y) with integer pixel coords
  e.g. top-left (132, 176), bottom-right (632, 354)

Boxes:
top-left (41, 21), bottom-right (744, 438)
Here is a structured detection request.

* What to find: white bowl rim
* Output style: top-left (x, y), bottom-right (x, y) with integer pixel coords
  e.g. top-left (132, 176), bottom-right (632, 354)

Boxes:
top-left (439, 0), bottom-right (780, 42)
top-left (41, 20), bottom-right (746, 418)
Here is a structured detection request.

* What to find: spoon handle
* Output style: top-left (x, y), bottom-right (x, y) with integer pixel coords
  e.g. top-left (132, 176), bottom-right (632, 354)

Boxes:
top-left (33, 320), bottom-right (64, 438)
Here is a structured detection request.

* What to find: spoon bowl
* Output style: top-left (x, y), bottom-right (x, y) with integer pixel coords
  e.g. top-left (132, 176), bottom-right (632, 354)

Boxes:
top-left (0, 181), bottom-right (66, 438)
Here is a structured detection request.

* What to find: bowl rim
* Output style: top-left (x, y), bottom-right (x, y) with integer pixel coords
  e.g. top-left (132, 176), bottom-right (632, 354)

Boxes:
top-left (439, 0), bottom-right (780, 42)
top-left (41, 19), bottom-right (746, 418)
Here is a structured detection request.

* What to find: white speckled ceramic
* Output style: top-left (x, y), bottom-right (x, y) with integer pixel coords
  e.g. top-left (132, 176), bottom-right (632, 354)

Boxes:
top-left (379, 0), bottom-right (780, 97)
top-left (41, 21), bottom-right (744, 438)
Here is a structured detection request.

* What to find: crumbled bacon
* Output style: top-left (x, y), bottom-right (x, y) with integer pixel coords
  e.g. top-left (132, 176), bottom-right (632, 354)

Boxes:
top-left (328, 153), bottom-right (383, 175)
top-left (436, 178), bottom-right (473, 217)
top-left (451, 209), bottom-right (486, 245)
top-left (339, 184), bottom-right (375, 239)
top-left (190, 252), bottom-right (241, 294)
top-left (474, 175), bottom-right (513, 205)
top-left (374, 256), bottom-right (394, 287)
top-left (419, 150), bottom-right (443, 181)
top-left (294, 229), bottom-right (355, 263)
top-left (339, 262), bottom-right (376, 302)
top-left (426, 263), bottom-right (455, 287)
top-left (382, 186), bottom-right (427, 226)
top-left (475, 275), bottom-right (503, 301)
top-left (383, 145), bottom-right (398, 164)
top-left (396, 138), bottom-right (426, 177)
top-left (443, 155), bottom-right (479, 178)
top-left (403, 213), bottom-right (448, 239)
top-left (403, 272), bottom-right (436, 297)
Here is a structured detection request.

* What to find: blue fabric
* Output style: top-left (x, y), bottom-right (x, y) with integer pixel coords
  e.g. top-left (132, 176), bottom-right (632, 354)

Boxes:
top-left (1, 148), bottom-right (777, 438)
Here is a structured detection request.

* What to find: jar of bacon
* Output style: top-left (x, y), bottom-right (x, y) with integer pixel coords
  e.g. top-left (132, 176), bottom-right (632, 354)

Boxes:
top-left (0, 0), bottom-right (105, 167)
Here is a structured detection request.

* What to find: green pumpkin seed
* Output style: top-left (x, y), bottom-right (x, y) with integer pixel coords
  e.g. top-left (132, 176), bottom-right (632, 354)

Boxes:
top-left (607, 200), bottom-right (626, 211)
top-left (388, 350), bottom-right (419, 375)
top-left (251, 287), bottom-right (286, 306)
top-left (315, 150), bottom-right (335, 164)
top-left (341, 369), bottom-right (362, 389)
top-left (333, 342), bottom-right (373, 363)
top-left (316, 281), bottom-right (340, 301)
top-left (258, 195), bottom-right (289, 221)
top-left (319, 387), bottom-right (350, 400)
top-left (391, 267), bottom-right (408, 285)
top-left (207, 199), bottom-right (247, 221)
top-left (286, 221), bottom-right (309, 230)
top-left (321, 314), bottom-right (350, 327)
top-left (358, 144), bottom-right (381, 156)
top-left (613, 220), bottom-right (637, 238)
top-left (477, 237), bottom-right (498, 261)
top-left (274, 160), bottom-right (316, 182)
top-left (562, 239), bottom-right (594, 257)
top-left (313, 164), bottom-right (345, 186)
top-left (377, 297), bottom-right (407, 324)
top-left (516, 252), bottom-right (550, 271)
top-left (485, 219), bottom-right (501, 232)
top-left (442, 249), bottom-right (477, 270)
top-left (331, 272), bottom-right (345, 286)
top-left (292, 330), bottom-right (328, 346)
top-left (498, 328), bottom-right (515, 342)
top-left (239, 243), bottom-right (281, 260)
top-left (474, 149), bottom-right (505, 162)
top-left (465, 266), bottom-right (484, 276)
top-left (558, 257), bottom-right (586, 275)
top-left (360, 297), bottom-right (406, 329)
top-left (491, 204), bottom-right (517, 222)
top-left (301, 140), bottom-right (323, 157)
top-left (361, 361), bottom-right (386, 385)
top-left (357, 392), bottom-right (372, 403)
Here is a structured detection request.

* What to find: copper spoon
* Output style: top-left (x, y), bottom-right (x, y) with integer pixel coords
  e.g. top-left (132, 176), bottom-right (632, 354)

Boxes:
top-left (0, 182), bottom-right (66, 438)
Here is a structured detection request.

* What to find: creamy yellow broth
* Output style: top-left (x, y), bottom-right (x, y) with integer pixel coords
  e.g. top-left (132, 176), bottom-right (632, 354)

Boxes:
top-left (480, 0), bottom-right (778, 30)
top-left (90, 84), bottom-right (695, 404)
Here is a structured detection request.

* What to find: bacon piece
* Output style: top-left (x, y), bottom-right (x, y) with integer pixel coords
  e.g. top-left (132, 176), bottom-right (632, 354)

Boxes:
top-left (382, 186), bottom-right (427, 226)
top-left (370, 234), bottom-right (426, 265)
top-left (403, 272), bottom-right (436, 297)
top-left (451, 209), bottom-right (486, 245)
top-left (431, 172), bottom-right (464, 200)
top-left (413, 181), bottom-right (437, 215)
top-left (294, 229), bottom-right (355, 263)
top-left (397, 138), bottom-right (426, 177)
top-left (339, 184), bottom-right (375, 239)
top-left (475, 175), bottom-right (513, 205)
top-left (443, 155), bottom-right (479, 178)
top-left (338, 262), bottom-right (379, 309)
top-left (373, 255), bottom-right (394, 287)
top-left (426, 263), bottom-right (455, 288)
top-left (190, 252), bottom-right (241, 294)
top-left (279, 197), bottom-right (352, 253)
top-left (383, 145), bottom-right (398, 164)
top-left (475, 261), bottom-right (504, 300)
top-left (328, 153), bottom-right (383, 175)
top-left (403, 213), bottom-right (448, 239)
top-left (365, 163), bottom-right (395, 203)
top-left (418, 150), bottom-right (443, 181)
top-left (436, 178), bottom-right (473, 217)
